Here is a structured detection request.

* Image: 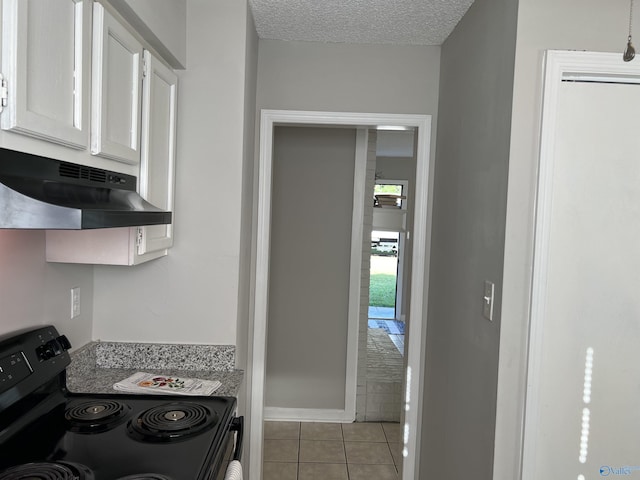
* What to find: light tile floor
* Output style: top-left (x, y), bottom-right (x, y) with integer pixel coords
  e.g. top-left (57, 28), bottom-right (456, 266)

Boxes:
top-left (263, 421), bottom-right (402, 480)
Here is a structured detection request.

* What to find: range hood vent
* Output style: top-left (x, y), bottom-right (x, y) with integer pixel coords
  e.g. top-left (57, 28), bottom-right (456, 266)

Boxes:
top-left (58, 162), bottom-right (108, 183)
top-left (0, 147), bottom-right (172, 230)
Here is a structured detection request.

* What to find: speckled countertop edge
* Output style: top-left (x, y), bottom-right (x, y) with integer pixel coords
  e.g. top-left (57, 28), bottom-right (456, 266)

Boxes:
top-left (67, 341), bottom-right (244, 398)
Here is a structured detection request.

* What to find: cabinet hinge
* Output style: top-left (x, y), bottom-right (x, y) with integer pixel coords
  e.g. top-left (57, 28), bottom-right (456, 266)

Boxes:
top-left (136, 227), bottom-right (144, 246)
top-left (0, 74), bottom-right (7, 112)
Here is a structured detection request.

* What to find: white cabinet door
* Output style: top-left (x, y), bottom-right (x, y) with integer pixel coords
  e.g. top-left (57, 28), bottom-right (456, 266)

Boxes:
top-left (0, 0), bottom-right (91, 148)
top-left (46, 51), bottom-right (178, 266)
top-left (91, 2), bottom-right (142, 165)
top-left (137, 50), bottom-right (177, 256)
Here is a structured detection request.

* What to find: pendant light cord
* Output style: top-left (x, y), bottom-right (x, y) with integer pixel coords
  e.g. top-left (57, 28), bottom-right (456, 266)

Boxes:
top-left (624, 0), bottom-right (636, 62)
top-left (630, 0), bottom-right (635, 41)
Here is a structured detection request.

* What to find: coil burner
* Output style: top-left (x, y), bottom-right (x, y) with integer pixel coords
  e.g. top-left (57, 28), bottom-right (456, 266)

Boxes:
top-left (128, 402), bottom-right (218, 442)
top-left (0, 461), bottom-right (94, 480)
top-left (65, 400), bottom-right (132, 433)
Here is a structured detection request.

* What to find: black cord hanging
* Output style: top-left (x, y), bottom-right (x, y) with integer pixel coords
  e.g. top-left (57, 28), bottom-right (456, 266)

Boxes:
top-left (624, 0), bottom-right (636, 62)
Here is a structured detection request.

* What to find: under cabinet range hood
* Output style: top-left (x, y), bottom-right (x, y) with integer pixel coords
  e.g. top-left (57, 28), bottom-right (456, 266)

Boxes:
top-left (0, 147), bottom-right (172, 229)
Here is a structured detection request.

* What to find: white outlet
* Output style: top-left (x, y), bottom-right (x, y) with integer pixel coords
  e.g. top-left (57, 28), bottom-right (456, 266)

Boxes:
top-left (483, 280), bottom-right (494, 321)
top-left (71, 287), bottom-right (80, 319)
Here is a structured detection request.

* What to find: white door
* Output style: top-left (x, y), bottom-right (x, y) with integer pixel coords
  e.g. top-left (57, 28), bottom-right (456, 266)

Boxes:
top-left (137, 50), bottom-right (177, 256)
top-left (1, 0), bottom-right (91, 148)
top-left (91, 2), bottom-right (143, 165)
top-left (524, 55), bottom-right (640, 479)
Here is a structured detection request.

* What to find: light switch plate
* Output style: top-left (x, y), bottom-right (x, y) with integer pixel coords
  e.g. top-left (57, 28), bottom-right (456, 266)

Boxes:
top-left (483, 280), bottom-right (494, 321)
top-left (71, 287), bottom-right (80, 319)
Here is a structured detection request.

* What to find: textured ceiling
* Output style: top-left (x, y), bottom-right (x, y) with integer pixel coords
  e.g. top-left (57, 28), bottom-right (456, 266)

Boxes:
top-left (249, 0), bottom-right (475, 46)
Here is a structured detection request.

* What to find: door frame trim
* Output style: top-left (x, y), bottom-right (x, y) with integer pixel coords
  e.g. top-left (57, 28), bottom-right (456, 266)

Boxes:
top-left (249, 110), bottom-right (432, 480)
top-left (521, 50), bottom-right (640, 479)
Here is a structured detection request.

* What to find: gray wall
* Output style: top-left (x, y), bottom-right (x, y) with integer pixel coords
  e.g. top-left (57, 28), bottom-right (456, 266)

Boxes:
top-left (257, 41), bottom-right (440, 114)
top-left (265, 126), bottom-right (356, 410)
top-left (496, 0), bottom-right (638, 478)
top-left (0, 231), bottom-right (94, 348)
top-left (107, 0), bottom-right (187, 68)
top-left (256, 40), bottom-right (441, 174)
top-left (421, 0), bottom-right (518, 477)
top-left (376, 157), bottom-right (414, 185)
top-left (92, 0), bottom-right (256, 345)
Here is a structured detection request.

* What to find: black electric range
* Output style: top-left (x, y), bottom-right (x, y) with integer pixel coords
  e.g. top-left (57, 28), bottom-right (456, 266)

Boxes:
top-left (0, 326), bottom-right (243, 480)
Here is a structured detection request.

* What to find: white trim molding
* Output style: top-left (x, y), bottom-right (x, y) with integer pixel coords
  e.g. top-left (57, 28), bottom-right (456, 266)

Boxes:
top-left (345, 128), bottom-right (368, 421)
top-left (264, 407), bottom-right (356, 423)
top-left (249, 110), bottom-right (433, 480)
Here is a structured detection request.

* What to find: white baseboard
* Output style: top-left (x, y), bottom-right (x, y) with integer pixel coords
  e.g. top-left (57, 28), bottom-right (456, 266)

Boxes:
top-left (264, 407), bottom-right (354, 423)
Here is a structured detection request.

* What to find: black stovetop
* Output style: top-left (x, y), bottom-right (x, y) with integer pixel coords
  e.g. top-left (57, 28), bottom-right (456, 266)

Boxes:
top-left (1, 390), bottom-right (236, 479)
top-left (0, 326), bottom-right (237, 480)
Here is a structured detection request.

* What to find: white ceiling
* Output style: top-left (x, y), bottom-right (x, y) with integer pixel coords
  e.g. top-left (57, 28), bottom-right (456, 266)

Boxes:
top-left (249, 0), bottom-right (475, 46)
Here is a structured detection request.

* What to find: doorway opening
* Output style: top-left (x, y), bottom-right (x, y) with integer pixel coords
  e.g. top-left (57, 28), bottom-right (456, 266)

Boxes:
top-left (369, 232), bottom-right (405, 354)
top-left (369, 230), bottom-right (399, 318)
top-left (250, 110), bottom-right (433, 480)
top-left (368, 179), bottom-right (408, 357)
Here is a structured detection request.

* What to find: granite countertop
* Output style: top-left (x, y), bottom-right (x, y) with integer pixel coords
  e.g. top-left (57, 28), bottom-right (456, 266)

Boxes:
top-left (66, 341), bottom-right (244, 398)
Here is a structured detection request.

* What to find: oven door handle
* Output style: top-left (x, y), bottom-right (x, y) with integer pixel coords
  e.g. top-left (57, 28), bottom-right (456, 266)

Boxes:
top-left (230, 416), bottom-right (244, 462)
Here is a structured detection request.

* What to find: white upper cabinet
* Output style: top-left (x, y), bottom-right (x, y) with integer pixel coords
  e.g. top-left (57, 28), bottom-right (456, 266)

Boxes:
top-left (137, 50), bottom-right (177, 256)
top-left (2, 1), bottom-right (180, 265)
top-left (0, 0), bottom-right (91, 148)
top-left (91, 2), bottom-right (143, 165)
top-left (45, 49), bottom-right (178, 266)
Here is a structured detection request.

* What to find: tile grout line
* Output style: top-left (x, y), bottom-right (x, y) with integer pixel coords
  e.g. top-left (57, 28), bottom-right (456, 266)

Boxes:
top-left (341, 423), bottom-right (350, 480)
top-left (383, 423), bottom-right (397, 473)
top-left (297, 422), bottom-right (301, 479)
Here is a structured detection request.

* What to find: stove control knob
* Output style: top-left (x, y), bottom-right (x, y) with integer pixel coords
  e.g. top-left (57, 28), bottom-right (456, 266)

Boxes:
top-left (56, 335), bottom-right (72, 350)
top-left (36, 336), bottom-right (71, 361)
top-left (36, 344), bottom-right (55, 360)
